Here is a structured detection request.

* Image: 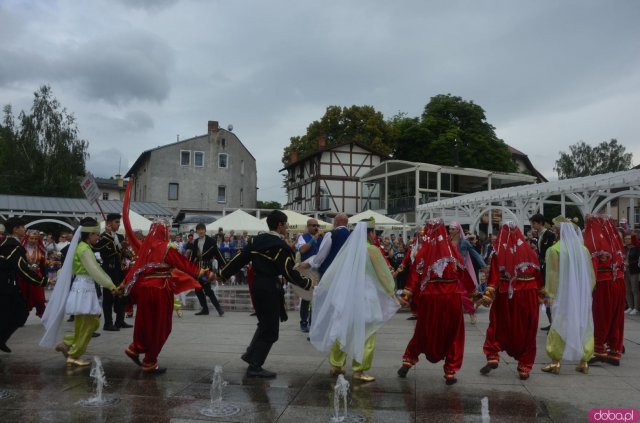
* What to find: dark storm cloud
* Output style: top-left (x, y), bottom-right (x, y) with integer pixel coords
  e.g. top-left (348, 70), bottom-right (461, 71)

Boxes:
top-left (63, 32), bottom-right (173, 105)
top-left (90, 110), bottom-right (155, 133)
top-left (0, 30), bottom-right (173, 106)
top-left (2, 0), bottom-right (639, 202)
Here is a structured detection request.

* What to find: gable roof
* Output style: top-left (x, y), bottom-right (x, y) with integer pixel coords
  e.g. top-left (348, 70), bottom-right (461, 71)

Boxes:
top-left (280, 140), bottom-right (390, 171)
top-left (125, 128), bottom-right (255, 177)
top-left (507, 145), bottom-right (547, 182)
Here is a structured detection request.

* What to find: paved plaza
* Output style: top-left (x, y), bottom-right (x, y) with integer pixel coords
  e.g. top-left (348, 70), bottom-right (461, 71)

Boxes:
top-left (0, 304), bottom-right (639, 422)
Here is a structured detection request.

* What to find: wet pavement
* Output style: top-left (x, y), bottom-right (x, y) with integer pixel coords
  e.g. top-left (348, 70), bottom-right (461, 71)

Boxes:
top-left (1, 306), bottom-right (639, 422)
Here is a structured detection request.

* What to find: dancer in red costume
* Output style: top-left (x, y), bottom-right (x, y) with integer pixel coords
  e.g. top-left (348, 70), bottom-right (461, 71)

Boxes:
top-left (397, 219), bottom-right (476, 385)
top-left (19, 230), bottom-right (48, 317)
top-left (584, 215), bottom-right (626, 366)
top-left (479, 223), bottom-right (543, 380)
top-left (121, 180), bottom-right (213, 374)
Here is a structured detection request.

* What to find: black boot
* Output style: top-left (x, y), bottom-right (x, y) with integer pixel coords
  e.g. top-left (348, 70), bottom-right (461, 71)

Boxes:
top-left (195, 309), bottom-right (209, 316)
top-left (246, 365), bottom-right (276, 378)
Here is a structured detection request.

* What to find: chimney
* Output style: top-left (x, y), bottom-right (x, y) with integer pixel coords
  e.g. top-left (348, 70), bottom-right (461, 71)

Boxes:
top-left (290, 151), bottom-right (298, 163)
top-left (115, 174), bottom-right (123, 188)
top-left (208, 120), bottom-right (219, 134)
top-left (318, 135), bottom-right (327, 150)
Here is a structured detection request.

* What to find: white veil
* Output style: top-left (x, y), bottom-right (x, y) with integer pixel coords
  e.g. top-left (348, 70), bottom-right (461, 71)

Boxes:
top-left (309, 222), bottom-right (399, 363)
top-left (552, 222), bottom-right (594, 361)
top-left (40, 227), bottom-right (81, 348)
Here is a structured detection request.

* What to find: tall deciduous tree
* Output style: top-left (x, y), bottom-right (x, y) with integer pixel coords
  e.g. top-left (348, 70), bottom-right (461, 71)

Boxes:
top-left (554, 139), bottom-right (632, 179)
top-left (282, 105), bottom-right (393, 165)
top-left (394, 94), bottom-right (516, 172)
top-left (0, 85), bottom-right (89, 197)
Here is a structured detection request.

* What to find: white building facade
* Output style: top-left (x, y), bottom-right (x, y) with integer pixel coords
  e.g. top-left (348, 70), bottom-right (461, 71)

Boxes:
top-left (281, 141), bottom-right (386, 215)
top-left (126, 121), bottom-right (257, 216)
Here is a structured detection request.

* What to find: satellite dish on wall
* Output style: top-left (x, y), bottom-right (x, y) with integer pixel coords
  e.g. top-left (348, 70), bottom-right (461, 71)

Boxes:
top-left (227, 124), bottom-right (234, 131)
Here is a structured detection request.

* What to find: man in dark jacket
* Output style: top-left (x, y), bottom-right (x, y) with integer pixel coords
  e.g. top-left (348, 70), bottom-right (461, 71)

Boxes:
top-left (189, 223), bottom-right (226, 316)
top-left (93, 213), bottom-right (130, 331)
top-left (530, 213), bottom-right (556, 331)
top-left (218, 210), bottom-right (312, 378)
top-left (0, 217), bottom-right (47, 353)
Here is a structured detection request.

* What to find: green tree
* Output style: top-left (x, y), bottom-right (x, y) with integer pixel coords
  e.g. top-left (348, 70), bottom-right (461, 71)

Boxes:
top-left (554, 139), bottom-right (633, 179)
top-left (282, 105), bottom-right (393, 165)
top-left (386, 112), bottom-right (431, 161)
top-left (394, 94), bottom-right (516, 172)
top-left (257, 200), bottom-right (282, 209)
top-left (0, 85), bottom-right (89, 197)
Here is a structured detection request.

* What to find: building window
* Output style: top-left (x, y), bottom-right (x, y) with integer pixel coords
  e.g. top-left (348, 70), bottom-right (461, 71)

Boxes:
top-left (168, 183), bottom-right (179, 200)
top-left (102, 192), bottom-right (109, 200)
top-left (221, 138), bottom-right (226, 148)
top-left (319, 187), bottom-right (329, 210)
top-left (194, 151), bottom-right (204, 167)
top-left (180, 150), bottom-right (190, 166)
top-left (217, 186), bottom-right (226, 203)
top-left (218, 153), bottom-right (228, 168)
top-left (241, 160), bottom-right (245, 175)
top-left (240, 188), bottom-right (244, 207)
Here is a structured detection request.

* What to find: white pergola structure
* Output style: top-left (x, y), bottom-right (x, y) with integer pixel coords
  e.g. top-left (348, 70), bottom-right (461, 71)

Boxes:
top-left (416, 169), bottom-right (640, 232)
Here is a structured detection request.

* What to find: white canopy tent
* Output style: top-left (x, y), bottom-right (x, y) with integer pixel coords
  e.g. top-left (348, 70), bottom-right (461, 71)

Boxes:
top-left (348, 210), bottom-right (402, 227)
top-left (260, 210), bottom-right (333, 231)
top-left (100, 210), bottom-right (152, 234)
top-left (206, 209), bottom-right (268, 235)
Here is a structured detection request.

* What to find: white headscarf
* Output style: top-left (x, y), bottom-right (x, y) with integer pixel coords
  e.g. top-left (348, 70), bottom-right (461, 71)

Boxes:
top-left (40, 227), bottom-right (82, 348)
top-left (552, 222), bottom-right (594, 361)
top-left (310, 222), bottom-right (399, 363)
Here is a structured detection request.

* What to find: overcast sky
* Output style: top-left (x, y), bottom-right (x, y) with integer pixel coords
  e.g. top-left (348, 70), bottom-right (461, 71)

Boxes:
top-left (1, 0), bottom-right (639, 203)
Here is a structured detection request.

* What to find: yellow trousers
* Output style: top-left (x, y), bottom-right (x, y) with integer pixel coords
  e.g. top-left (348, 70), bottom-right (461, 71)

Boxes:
top-left (329, 334), bottom-right (376, 372)
top-left (546, 328), bottom-right (594, 362)
top-left (63, 315), bottom-right (100, 359)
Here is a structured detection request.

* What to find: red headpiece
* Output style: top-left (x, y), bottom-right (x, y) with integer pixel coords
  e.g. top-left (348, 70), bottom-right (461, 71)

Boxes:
top-left (423, 219), bottom-right (465, 281)
top-left (584, 215), bottom-right (624, 273)
top-left (122, 179), bottom-right (173, 294)
top-left (493, 222), bottom-right (540, 281)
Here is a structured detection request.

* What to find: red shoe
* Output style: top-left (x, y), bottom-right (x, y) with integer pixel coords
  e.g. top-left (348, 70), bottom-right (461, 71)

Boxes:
top-left (125, 348), bottom-right (142, 366)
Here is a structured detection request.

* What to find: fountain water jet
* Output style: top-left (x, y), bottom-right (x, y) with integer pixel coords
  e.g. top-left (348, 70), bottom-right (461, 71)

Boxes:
top-left (78, 356), bottom-right (119, 407)
top-left (330, 375), bottom-right (366, 423)
top-left (200, 365), bottom-right (240, 418)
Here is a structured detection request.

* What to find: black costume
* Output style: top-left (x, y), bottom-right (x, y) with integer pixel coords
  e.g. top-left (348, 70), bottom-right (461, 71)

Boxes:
top-left (0, 237), bottom-right (46, 352)
top-left (537, 227), bottom-right (556, 325)
top-left (93, 230), bottom-right (127, 329)
top-left (218, 232), bottom-right (312, 375)
top-left (190, 235), bottom-right (226, 316)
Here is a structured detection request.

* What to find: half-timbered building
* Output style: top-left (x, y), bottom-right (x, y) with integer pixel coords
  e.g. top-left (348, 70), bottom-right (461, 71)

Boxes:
top-left (280, 141), bottom-right (388, 215)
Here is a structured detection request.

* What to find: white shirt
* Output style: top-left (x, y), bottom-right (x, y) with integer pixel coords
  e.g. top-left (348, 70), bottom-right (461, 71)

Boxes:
top-left (309, 226), bottom-right (347, 269)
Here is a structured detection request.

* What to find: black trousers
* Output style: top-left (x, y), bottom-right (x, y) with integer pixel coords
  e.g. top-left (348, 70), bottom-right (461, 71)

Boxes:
top-left (0, 291), bottom-right (29, 346)
top-left (299, 299), bottom-right (311, 325)
top-left (102, 287), bottom-right (125, 325)
top-left (243, 286), bottom-right (281, 367)
top-left (196, 282), bottom-right (222, 312)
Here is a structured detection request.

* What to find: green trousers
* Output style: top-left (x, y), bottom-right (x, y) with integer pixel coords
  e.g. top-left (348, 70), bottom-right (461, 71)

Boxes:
top-left (546, 328), bottom-right (594, 362)
top-left (63, 315), bottom-right (100, 358)
top-left (329, 334), bottom-right (376, 372)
